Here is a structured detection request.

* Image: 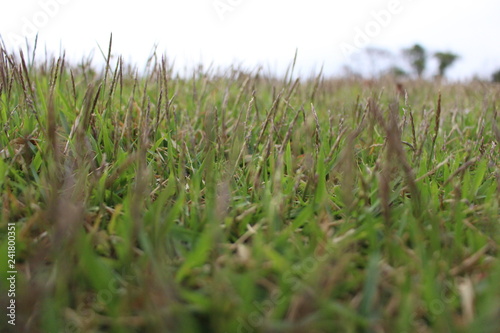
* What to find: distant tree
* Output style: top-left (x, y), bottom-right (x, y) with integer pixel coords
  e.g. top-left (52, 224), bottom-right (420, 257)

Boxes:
top-left (364, 47), bottom-right (393, 78)
top-left (387, 66), bottom-right (408, 78)
top-left (434, 52), bottom-right (459, 78)
top-left (492, 69), bottom-right (500, 83)
top-left (341, 65), bottom-right (362, 79)
top-left (403, 44), bottom-right (426, 78)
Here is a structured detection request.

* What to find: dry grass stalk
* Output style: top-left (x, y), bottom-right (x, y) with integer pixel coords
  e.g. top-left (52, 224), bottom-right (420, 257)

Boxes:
top-left (428, 92), bottom-right (442, 167)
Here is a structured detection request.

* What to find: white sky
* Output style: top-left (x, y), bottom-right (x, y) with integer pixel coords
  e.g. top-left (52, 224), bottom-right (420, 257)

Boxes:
top-left (1, 0), bottom-right (499, 80)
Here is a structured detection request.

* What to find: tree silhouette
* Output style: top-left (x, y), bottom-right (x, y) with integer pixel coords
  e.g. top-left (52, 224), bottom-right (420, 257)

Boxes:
top-left (434, 52), bottom-right (459, 77)
top-left (492, 69), bottom-right (500, 83)
top-left (403, 44), bottom-right (426, 78)
top-left (363, 47), bottom-right (393, 78)
top-left (387, 66), bottom-right (408, 78)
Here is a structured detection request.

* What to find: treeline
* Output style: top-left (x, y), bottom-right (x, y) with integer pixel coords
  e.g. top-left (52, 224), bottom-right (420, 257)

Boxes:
top-left (346, 43), bottom-right (499, 82)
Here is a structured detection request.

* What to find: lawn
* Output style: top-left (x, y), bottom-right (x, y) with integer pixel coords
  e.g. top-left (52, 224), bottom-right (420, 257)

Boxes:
top-left (0, 46), bottom-right (499, 333)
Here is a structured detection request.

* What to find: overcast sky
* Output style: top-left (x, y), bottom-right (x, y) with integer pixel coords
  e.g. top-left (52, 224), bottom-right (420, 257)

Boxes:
top-left (1, 0), bottom-right (499, 80)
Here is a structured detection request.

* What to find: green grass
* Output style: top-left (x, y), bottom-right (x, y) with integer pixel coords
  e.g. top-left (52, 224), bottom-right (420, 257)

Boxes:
top-left (0, 45), bottom-right (499, 333)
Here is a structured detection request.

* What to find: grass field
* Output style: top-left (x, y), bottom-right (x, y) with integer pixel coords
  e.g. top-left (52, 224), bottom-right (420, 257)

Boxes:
top-left (0, 45), bottom-right (499, 333)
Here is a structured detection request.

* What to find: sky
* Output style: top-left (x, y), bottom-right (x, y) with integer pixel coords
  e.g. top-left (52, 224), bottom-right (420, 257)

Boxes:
top-left (1, 0), bottom-right (499, 80)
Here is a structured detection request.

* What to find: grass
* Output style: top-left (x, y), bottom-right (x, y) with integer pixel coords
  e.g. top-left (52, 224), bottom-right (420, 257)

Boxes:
top-left (0, 43), bottom-right (499, 333)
